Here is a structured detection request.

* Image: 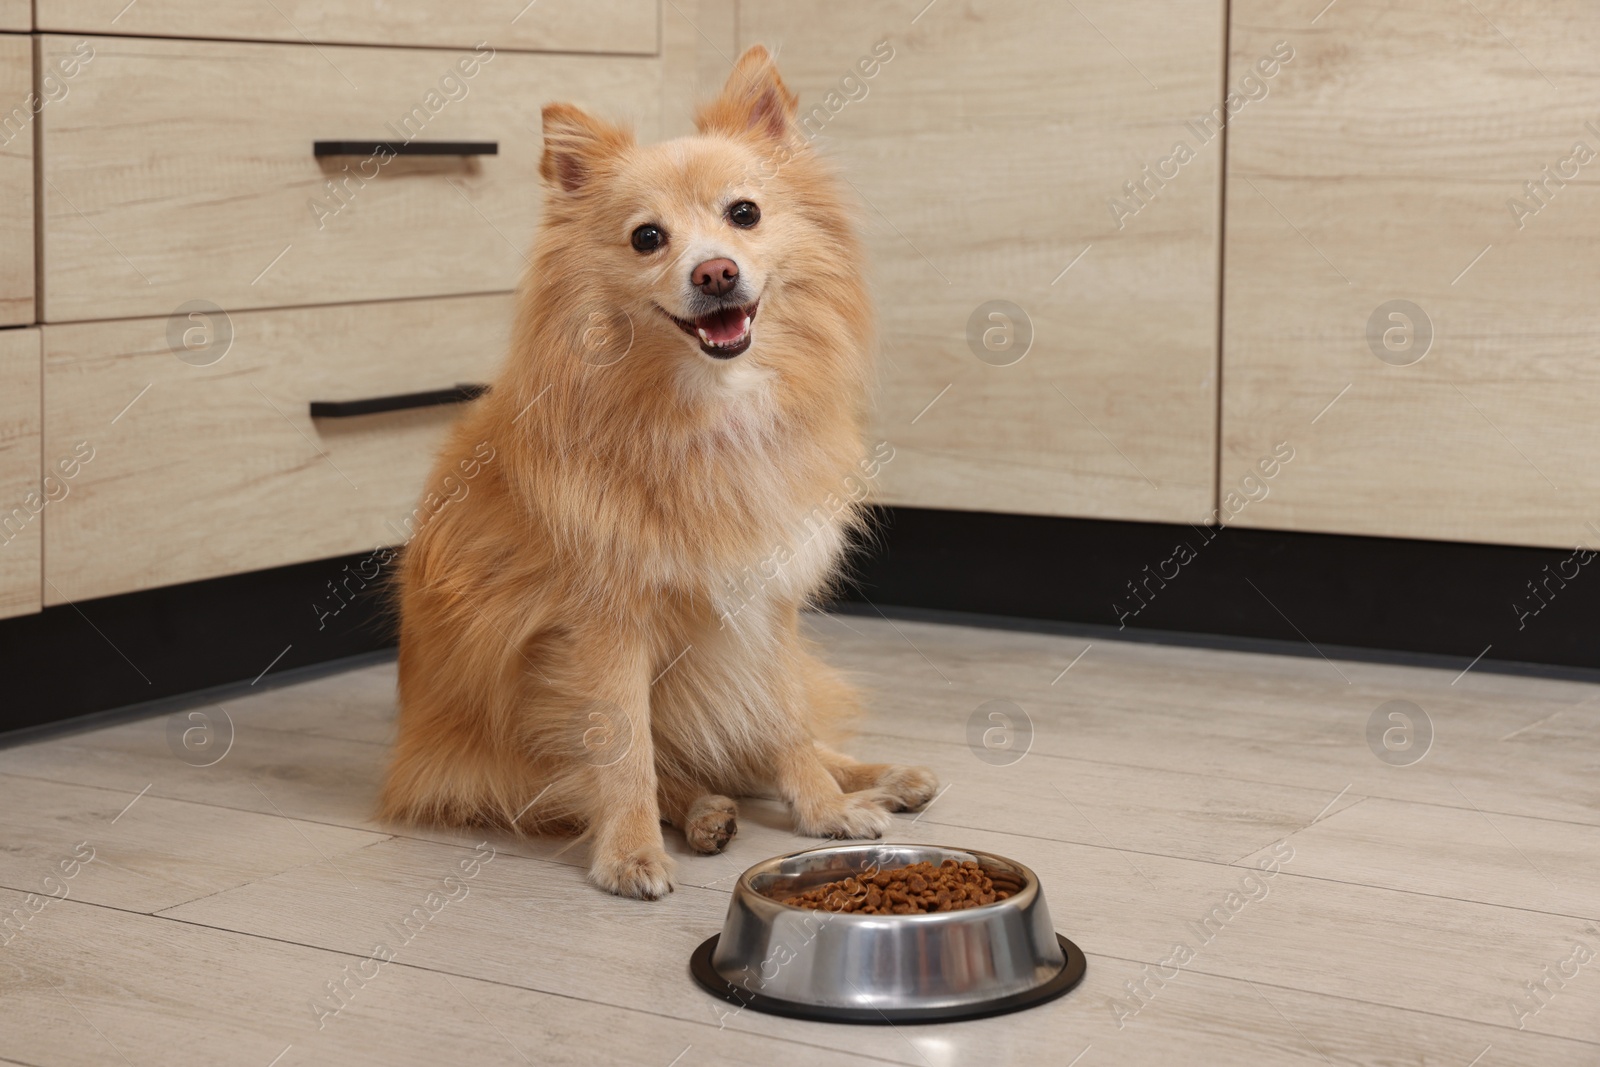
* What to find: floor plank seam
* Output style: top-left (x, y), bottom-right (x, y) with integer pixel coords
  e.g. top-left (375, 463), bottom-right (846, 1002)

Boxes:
top-left (0, 768), bottom-right (917, 886)
top-left (148, 835), bottom-right (399, 918)
top-left (1221, 795), bottom-right (1373, 865)
top-left (819, 609), bottom-right (1600, 685)
top-left (131, 900), bottom-right (1600, 1057)
top-left (239, 725), bottom-right (395, 748)
top-left (9, 719), bottom-right (1595, 839)
top-left (8, 758), bottom-right (1591, 924)
top-left (911, 814), bottom-right (1600, 923)
top-left (1087, 949), bottom-right (1600, 1048)
top-left (853, 727), bottom-right (1600, 830)
top-left (12, 897), bottom-right (917, 1066)
top-left (0, 769), bottom-right (525, 855)
top-left (8, 764), bottom-right (1594, 928)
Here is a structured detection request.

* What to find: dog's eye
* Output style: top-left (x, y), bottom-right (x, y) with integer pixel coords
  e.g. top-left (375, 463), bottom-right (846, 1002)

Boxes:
top-left (727, 201), bottom-right (760, 228)
top-left (631, 224), bottom-right (666, 254)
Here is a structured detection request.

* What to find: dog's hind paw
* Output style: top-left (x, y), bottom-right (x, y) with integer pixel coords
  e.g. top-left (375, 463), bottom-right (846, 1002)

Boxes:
top-left (590, 845), bottom-right (676, 900)
top-left (870, 765), bottom-right (940, 812)
top-left (684, 795), bottom-right (739, 854)
top-left (795, 793), bottom-right (893, 841)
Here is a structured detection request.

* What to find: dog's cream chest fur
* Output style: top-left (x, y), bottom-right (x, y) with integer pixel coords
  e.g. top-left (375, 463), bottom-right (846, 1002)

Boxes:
top-left (711, 504), bottom-right (847, 627)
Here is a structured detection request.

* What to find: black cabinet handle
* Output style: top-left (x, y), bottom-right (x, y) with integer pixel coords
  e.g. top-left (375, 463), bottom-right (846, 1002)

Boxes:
top-left (313, 140), bottom-right (498, 158)
top-left (309, 383), bottom-right (489, 419)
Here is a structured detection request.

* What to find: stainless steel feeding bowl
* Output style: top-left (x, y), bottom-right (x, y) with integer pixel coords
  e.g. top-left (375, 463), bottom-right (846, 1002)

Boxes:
top-left (690, 842), bottom-right (1085, 1024)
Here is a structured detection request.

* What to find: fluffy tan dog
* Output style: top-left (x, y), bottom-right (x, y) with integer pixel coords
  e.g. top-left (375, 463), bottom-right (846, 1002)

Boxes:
top-left (378, 47), bottom-right (938, 899)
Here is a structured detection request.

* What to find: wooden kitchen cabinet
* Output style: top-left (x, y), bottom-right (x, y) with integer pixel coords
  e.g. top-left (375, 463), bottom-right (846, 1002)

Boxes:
top-left (0, 34), bottom-right (32, 326)
top-left (38, 35), bottom-right (662, 323)
top-left (0, 328), bottom-right (40, 619)
top-left (35, 0), bottom-right (658, 54)
top-left (737, 0), bottom-right (1228, 523)
top-left (1222, 0), bottom-right (1600, 549)
top-left (43, 295), bottom-right (511, 603)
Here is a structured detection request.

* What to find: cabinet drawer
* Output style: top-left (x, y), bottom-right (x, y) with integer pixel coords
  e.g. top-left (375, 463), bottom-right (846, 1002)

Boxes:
top-left (0, 34), bottom-right (33, 325)
top-left (39, 35), bottom-right (661, 323)
top-left (0, 328), bottom-right (40, 619)
top-left (43, 294), bottom-right (512, 603)
top-left (36, 0), bottom-right (658, 54)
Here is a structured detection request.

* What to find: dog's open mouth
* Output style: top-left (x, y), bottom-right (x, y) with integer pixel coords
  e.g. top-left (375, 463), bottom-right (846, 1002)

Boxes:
top-left (661, 300), bottom-right (759, 359)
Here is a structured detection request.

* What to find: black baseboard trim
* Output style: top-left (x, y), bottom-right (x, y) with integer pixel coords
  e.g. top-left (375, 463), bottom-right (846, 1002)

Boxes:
top-left (0, 551), bottom-right (398, 736)
top-left (832, 506), bottom-right (1600, 677)
top-left (828, 601), bottom-right (1600, 686)
top-left (0, 648), bottom-right (397, 752)
top-left (4, 506), bottom-right (1596, 739)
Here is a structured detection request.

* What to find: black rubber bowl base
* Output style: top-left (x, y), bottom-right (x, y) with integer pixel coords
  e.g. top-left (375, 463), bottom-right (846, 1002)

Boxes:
top-left (689, 932), bottom-right (1086, 1025)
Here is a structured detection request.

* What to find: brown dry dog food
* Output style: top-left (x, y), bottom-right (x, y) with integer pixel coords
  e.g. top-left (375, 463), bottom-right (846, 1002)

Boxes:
top-left (778, 859), bottom-right (1015, 915)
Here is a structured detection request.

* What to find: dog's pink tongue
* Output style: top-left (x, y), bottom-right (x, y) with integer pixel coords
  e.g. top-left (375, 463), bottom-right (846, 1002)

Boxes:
top-left (697, 307), bottom-right (746, 343)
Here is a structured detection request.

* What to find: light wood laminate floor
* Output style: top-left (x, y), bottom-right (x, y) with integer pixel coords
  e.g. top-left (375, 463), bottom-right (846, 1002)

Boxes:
top-left (1, 613), bottom-right (1597, 1065)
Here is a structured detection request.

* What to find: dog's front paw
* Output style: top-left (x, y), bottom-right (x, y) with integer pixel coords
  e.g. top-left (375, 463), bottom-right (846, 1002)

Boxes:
top-left (685, 795), bottom-right (739, 855)
top-left (795, 794), bottom-right (894, 840)
top-left (590, 845), bottom-right (676, 900)
top-left (872, 765), bottom-right (940, 812)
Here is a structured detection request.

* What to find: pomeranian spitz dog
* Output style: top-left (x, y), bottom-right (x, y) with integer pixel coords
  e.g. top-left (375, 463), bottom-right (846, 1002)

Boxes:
top-left (379, 47), bottom-right (938, 899)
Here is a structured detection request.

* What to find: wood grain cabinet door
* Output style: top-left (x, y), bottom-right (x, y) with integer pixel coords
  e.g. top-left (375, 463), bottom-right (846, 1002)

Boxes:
top-left (34, 0), bottom-right (658, 54)
top-left (0, 328), bottom-right (40, 619)
top-left (37, 35), bottom-right (661, 323)
top-left (1223, 0), bottom-right (1600, 549)
top-left (736, 1), bottom-right (1228, 523)
top-left (0, 34), bottom-right (33, 326)
top-left (42, 295), bottom-right (512, 603)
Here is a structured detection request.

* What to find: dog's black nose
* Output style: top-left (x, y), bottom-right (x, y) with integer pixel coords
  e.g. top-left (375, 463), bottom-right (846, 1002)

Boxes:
top-left (691, 258), bottom-right (739, 297)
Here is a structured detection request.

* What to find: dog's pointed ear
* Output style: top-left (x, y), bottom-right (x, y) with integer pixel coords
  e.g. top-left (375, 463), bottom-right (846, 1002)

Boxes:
top-left (540, 103), bottom-right (633, 194)
top-left (696, 45), bottom-right (798, 144)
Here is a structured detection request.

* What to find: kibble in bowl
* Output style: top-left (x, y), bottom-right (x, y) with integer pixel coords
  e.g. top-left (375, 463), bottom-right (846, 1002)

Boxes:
top-left (775, 858), bottom-right (1018, 914)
